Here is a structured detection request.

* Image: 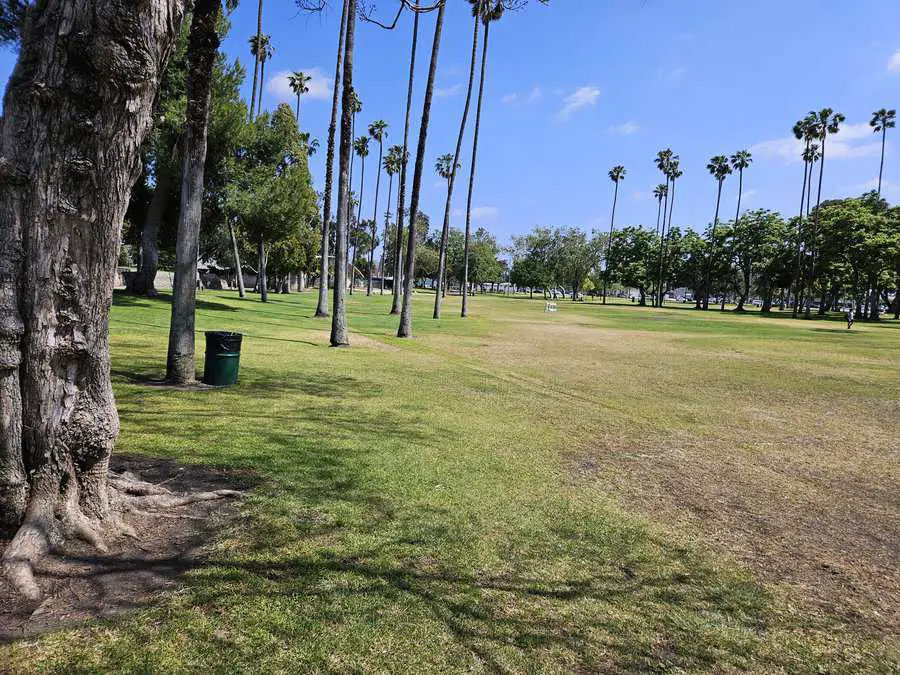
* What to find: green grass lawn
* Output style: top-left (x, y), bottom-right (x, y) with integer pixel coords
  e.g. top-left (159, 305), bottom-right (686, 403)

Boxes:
top-left (3, 290), bottom-right (898, 672)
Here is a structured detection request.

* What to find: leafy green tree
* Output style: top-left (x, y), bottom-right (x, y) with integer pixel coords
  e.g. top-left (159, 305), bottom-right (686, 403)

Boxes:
top-left (603, 165), bottom-right (625, 304)
top-left (227, 104), bottom-right (314, 305)
top-left (607, 227), bottom-right (656, 305)
top-left (729, 209), bottom-right (786, 311)
top-left (870, 108), bottom-right (896, 197)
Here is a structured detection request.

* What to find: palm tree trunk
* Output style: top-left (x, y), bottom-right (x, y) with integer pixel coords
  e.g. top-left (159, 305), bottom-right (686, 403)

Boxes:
top-left (805, 135), bottom-right (827, 318)
top-left (379, 173), bottom-right (393, 295)
top-left (655, 182), bottom-right (668, 306)
top-left (398, 0), bottom-right (445, 338)
top-left (792, 147), bottom-right (810, 318)
top-left (330, 0), bottom-right (356, 346)
top-left (657, 178), bottom-right (675, 307)
top-left (368, 140), bottom-right (384, 295)
top-left (316, 0), bottom-right (349, 318)
top-left (248, 0), bottom-right (263, 121)
top-left (391, 9), bottom-right (420, 315)
top-left (462, 17), bottom-right (491, 319)
top-left (228, 219), bottom-right (246, 298)
top-left (434, 11), bottom-right (479, 320)
top-left (350, 152), bottom-right (365, 295)
top-left (258, 56), bottom-right (267, 118)
top-left (295, 92), bottom-right (301, 124)
top-left (704, 180), bottom-right (723, 310)
top-left (166, 0), bottom-right (221, 385)
top-left (602, 180), bottom-right (619, 305)
top-left (878, 127), bottom-right (887, 196)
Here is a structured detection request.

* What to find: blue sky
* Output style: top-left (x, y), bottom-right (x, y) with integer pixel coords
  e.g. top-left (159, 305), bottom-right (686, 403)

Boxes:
top-left (2, 1), bottom-right (899, 246)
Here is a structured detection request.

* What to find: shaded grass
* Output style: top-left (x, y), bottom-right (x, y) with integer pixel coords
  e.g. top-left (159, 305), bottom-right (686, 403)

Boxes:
top-left (1, 290), bottom-right (897, 672)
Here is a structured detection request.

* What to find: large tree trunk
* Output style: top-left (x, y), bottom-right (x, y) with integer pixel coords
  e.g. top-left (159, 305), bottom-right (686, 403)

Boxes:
top-left (434, 11), bottom-right (479, 320)
top-left (391, 9), bottom-right (419, 316)
top-left (166, 0), bottom-right (221, 385)
top-left (315, 0), bottom-right (348, 318)
top-left (0, 0), bottom-right (185, 600)
top-left (330, 0), bottom-right (356, 346)
top-left (462, 17), bottom-right (491, 319)
top-left (258, 239), bottom-right (268, 303)
top-left (398, 0), bottom-right (445, 338)
top-left (131, 160), bottom-right (174, 295)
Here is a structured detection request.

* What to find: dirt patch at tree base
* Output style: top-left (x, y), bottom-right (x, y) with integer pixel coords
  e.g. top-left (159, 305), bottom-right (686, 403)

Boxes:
top-left (0, 455), bottom-right (254, 643)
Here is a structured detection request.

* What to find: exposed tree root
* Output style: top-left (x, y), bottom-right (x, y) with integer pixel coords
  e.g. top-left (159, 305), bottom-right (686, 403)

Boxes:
top-left (2, 472), bottom-right (241, 601)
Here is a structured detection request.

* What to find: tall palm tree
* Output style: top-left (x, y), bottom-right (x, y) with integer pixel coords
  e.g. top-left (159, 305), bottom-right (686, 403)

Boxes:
top-left (730, 150), bottom-right (752, 226)
top-left (315, 0), bottom-right (349, 319)
top-left (870, 108), bottom-right (896, 196)
top-left (350, 135), bottom-right (369, 295)
top-left (658, 158), bottom-right (681, 306)
top-left (346, 89), bottom-right (362, 218)
top-left (252, 34), bottom-right (273, 118)
top-left (288, 70), bottom-right (311, 125)
top-left (804, 108), bottom-right (845, 317)
top-left (398, 0), bottom-right (447, 337)
top-left (704, 155), bottom-right (732, 310)
top-left (435, 155), bottom-right (458, 300)
top-left (379, 145), bottom-right (402, 295)
top-left (330, 0), bottom-right (358, 347)
top-left (248, 0), bottom-right (264, 121)
top-left (391, 7), bottom-right (420, 316)
top-left (434, 1), bottom-right (481, 320)
top-left (367, 120), bottom-right (388, 295)
top-left (602, 165), bottom-right (626, 305)
top-left (790, 115), bottom-right (815, 317)
top-left (462, 0), bottom-right (504, 319)
top-left (653, 149), bottom-right (673, 306)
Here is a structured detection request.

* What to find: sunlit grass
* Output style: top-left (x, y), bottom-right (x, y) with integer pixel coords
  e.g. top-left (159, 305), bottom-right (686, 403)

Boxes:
top-left (2, 289), bottom-right (897, 672)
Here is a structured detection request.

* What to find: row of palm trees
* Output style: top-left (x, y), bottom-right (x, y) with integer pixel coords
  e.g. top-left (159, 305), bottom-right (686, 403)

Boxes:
top-left (304, 0), bottom-right (526, 346)
top-left (602, 106), bottom-right (895, 315)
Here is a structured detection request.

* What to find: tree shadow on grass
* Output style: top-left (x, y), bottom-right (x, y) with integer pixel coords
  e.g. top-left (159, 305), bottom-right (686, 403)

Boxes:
top-left (113, 290), bottom-right (239, 313)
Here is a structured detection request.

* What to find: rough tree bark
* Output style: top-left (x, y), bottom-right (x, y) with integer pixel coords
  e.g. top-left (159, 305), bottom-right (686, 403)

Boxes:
top-left (330, 0), bottom-right (356, 346)
top-left (228, 219), bottom-right (246, 298)
top-left (0, 0), bottom-right (193, 600)
top-left (166, 0), bottom-right (222, 384)
top-left (315, 0), bottom-right (349, 318)
top-left (398, 0), bottom-right (445, 338)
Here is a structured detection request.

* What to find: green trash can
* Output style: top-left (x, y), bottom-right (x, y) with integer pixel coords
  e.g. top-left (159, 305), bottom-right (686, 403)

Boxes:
top-left (203, 331), bottom-right (242, 386)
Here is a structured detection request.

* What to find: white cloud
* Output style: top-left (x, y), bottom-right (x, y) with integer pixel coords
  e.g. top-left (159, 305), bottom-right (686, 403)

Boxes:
top-left (526, 86), bottom-right (543, 103)
top-left (501, 87), bottom-right (541, 105)
top-left (851, 177), bottom-right (900, 196)
top-left (453, 206), bottom-right (499, 219)
top-left (266, 67), bottom-right (332, 101)
top-left (657, 67), bottom-right (687, 84)
top-left (557, 86), bottom-right (600, 121)
top-left (609, 121), bottom-right (639, 135)
top-left (750, 123), bottom-right (882, 164)
top-left (888, 49), bottom-right (900, 73)
top-left (435, 83), bottom-right (462, 98)
top-left (501, 93), bottom-right (518, 104)
top-left (739, 189), bottom-right (757, 201)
